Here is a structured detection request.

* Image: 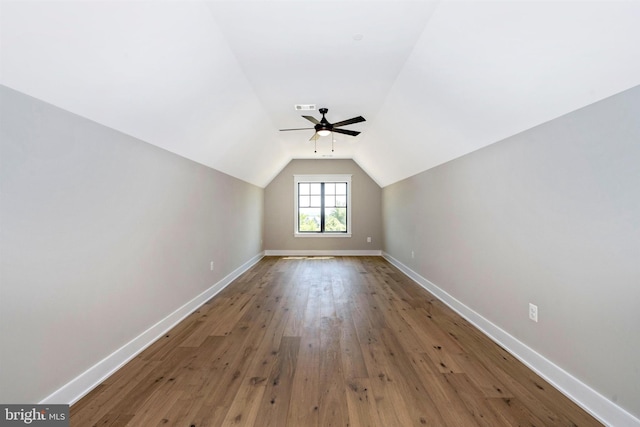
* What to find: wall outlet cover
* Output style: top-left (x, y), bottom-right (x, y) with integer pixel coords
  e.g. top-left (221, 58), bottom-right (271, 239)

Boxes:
top-left (529, 303), bottom-right (538, 322)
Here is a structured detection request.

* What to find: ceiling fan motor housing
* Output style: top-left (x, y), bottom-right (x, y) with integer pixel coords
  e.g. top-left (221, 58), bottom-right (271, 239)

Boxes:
top-left (316, 108), bottom-right (332, 132)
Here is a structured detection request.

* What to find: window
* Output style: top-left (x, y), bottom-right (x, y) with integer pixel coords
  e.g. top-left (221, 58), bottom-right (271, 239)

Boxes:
top-left (294, 174), bottom-right (352, 237)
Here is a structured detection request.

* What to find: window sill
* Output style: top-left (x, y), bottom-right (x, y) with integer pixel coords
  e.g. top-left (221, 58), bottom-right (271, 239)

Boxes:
top-left (294, 233), bottom-right (352, 238)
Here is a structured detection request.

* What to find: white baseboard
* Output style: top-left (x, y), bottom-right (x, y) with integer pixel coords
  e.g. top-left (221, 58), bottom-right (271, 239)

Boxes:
top-left (264, 249), bottom-right (382, 256)
top-left (40, 252), bottom-right (265, 406)
top-left (382, 252), bottom-right (640, 427)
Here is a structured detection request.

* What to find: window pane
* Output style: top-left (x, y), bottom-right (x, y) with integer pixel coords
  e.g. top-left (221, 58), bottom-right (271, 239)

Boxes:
top-left (335, 195), bottom-right (347, 207)
top-left (299, 195), bottom-right (310, 207)
top-left (325, 208), bottom-right (347, 232)
top-left (299, 208), bottom-right (321, 231)
top-left (335, 182), bottom-right (347, 195)
top-left (310, 183), bottom-right (321, 195)
top-left (325, 183), bottom-right (335, 195)
top-left (324, 195), bottom-right (336, 207)
top-left (299, 183), bottom-right (310, 195)
top-left (310, 195), bottom-right (321, 207)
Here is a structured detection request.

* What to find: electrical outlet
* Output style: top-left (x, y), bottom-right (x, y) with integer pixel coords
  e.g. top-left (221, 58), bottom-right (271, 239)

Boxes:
top-left (529, 303), bottom-right (538, 322)
top-left (411, 251), bottom-right (415, 259)
top-left (367, 237), bottom-right (371, 243)
top-left (210, 261), bottom-right (214, 271)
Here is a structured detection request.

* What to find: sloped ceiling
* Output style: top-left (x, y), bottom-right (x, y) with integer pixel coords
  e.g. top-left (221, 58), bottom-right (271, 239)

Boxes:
top-left (2, 1), bottom-right (639, 187)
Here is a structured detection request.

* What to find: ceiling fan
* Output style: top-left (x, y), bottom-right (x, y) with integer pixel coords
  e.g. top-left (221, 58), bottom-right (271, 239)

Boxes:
top-left (280, 108), bottom-right (365, 141)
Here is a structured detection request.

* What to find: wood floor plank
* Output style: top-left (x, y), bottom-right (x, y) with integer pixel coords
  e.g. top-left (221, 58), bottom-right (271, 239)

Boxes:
top-left (282, 265), bottom-right (310, 337)
top-left (70, 256), bottom-right (602, 427)
top-left (181, 293), bottom-right (254, 346)
top-left (486, 396), bottom-right (548, 427)
top-left (124, 390), bottom-right (183, 426)
top-left (70, 358), bottom-right (163, 425)
top-left (317, 316), bottom-right (349, 426)
top-left (254, 336), bottom-right (301, 427)
top-left (90, 412), bottom-right (135, 427)
top-left (377, 327), bottom-right (449, 426)
top-left (344, 378), bottom-right (382, 427)
top-left (285, 327), bottom-right (320, 427)
top-left (219, 376), bottom-right (267, 426)
top-left (334, 298), bottom-right (369, 379)
top-left (397, 304), bottom-right (465, 374)
top-left (451, 352), bottom-right (513, 398)
top-left (360, 338), bottom-right (417, 427)
top-left (408, 358), bottom-right (482, 427)
top-left (442, 373), bottom-right (508, 427)
top-left (161, 395), bottom-right (206, 427)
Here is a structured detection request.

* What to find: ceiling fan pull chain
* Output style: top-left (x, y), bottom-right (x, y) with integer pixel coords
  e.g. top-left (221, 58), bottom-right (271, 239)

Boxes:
top-left (332, 132), bottom-right (335, 152)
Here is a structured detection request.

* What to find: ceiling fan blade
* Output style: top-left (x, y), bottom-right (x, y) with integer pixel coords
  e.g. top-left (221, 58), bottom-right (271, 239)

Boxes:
top-left (280, 127), bottom-right (314, 131)
top-left (309, 133), bottom-right (320, 141)
top-left (332, 128), bottom-right (361, 137)
top-left (332, 116), bottom-right (366, 128)
top-left (302, 115), bottom-right (321, 125)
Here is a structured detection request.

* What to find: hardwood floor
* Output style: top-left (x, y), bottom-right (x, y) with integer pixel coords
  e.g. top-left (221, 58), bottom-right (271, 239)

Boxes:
top-left (71, 256), bottom-right (602, 426)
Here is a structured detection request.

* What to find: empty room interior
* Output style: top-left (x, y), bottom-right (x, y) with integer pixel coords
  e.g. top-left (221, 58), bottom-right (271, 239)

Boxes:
top-left (1, 1), bottom-right (639, 426)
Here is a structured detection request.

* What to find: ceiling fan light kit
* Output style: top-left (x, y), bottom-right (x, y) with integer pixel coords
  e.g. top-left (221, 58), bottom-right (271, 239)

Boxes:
top-left (280, 107), bottom-right (365, 152)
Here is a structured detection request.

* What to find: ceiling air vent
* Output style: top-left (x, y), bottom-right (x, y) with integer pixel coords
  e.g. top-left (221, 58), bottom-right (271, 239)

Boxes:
top-left (294, 104), bottom-right (316, 111)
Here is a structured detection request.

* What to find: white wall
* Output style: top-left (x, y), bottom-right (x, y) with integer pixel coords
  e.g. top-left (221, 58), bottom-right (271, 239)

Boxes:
top-left (382, 85), bottom-right (640, 423)
top-left (0, 86), bottom-right (264, 403)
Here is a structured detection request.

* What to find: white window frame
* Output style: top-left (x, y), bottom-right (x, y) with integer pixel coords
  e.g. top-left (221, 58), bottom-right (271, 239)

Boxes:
top-left (294, 174), bottom-right (352, 238)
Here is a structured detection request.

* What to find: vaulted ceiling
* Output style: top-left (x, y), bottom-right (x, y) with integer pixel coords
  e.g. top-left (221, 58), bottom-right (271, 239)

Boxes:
top-left (2, 1), bottom-right (639, 187)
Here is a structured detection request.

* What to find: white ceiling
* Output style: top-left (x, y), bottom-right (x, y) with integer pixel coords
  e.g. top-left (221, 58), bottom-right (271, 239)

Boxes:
top-left (2, 0), bottom-right (640, 187)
